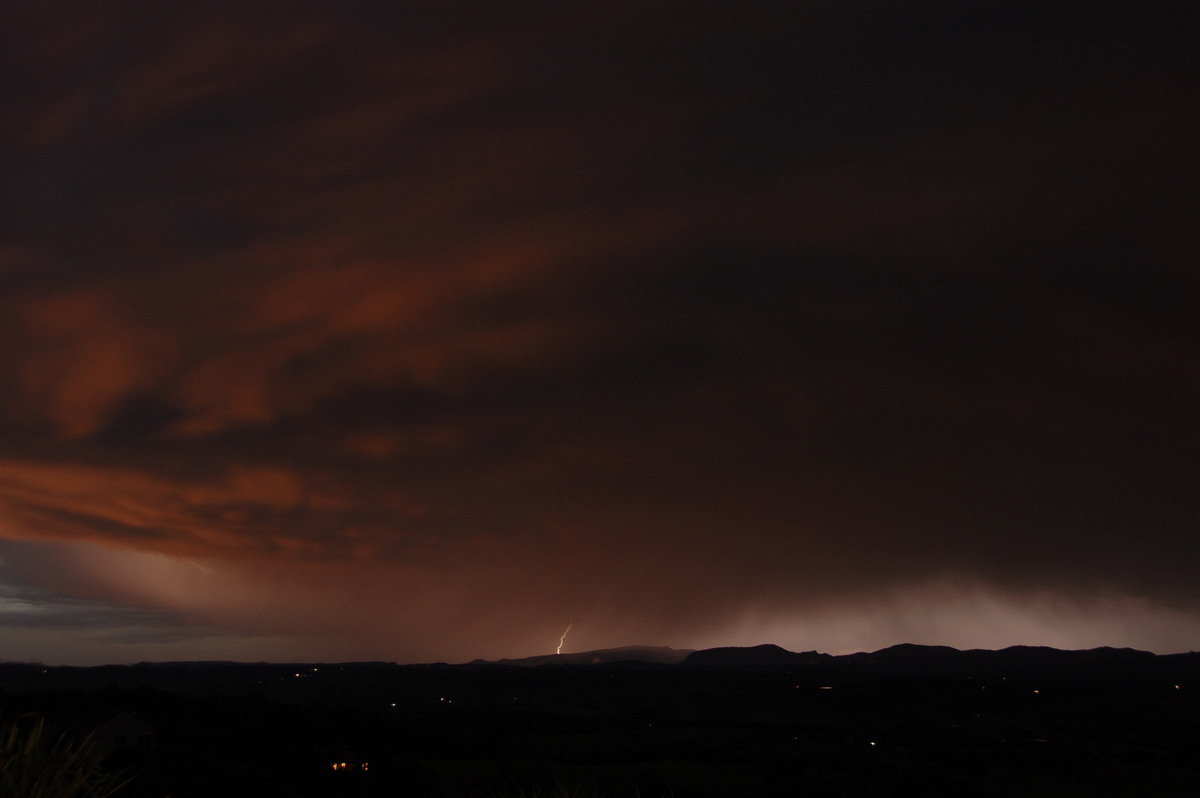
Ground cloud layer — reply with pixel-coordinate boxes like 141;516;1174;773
3;4;1199;663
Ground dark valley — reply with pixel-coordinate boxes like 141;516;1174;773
2;644;1197;797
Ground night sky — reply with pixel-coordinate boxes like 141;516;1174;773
2;3;1198;665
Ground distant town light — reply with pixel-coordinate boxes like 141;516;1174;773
331;760;368;772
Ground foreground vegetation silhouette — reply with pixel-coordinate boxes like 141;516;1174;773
1;716;129;798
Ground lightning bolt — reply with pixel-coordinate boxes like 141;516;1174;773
556;621;572;655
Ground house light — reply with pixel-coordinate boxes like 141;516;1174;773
330;761;366;773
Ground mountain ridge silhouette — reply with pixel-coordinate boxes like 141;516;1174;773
465;642;1199;673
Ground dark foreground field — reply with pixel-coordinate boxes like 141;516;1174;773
2;645;1198;797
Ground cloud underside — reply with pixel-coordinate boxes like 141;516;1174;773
2;5;1198;661
6;538;1200;664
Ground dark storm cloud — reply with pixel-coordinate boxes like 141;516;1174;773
2;3;1199;662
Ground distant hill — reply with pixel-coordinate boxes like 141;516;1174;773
473;641;1198;674
472;645;693;667
5;645;1196;682
679;642;1194;674
835;643;1165;674
681;644;833;668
